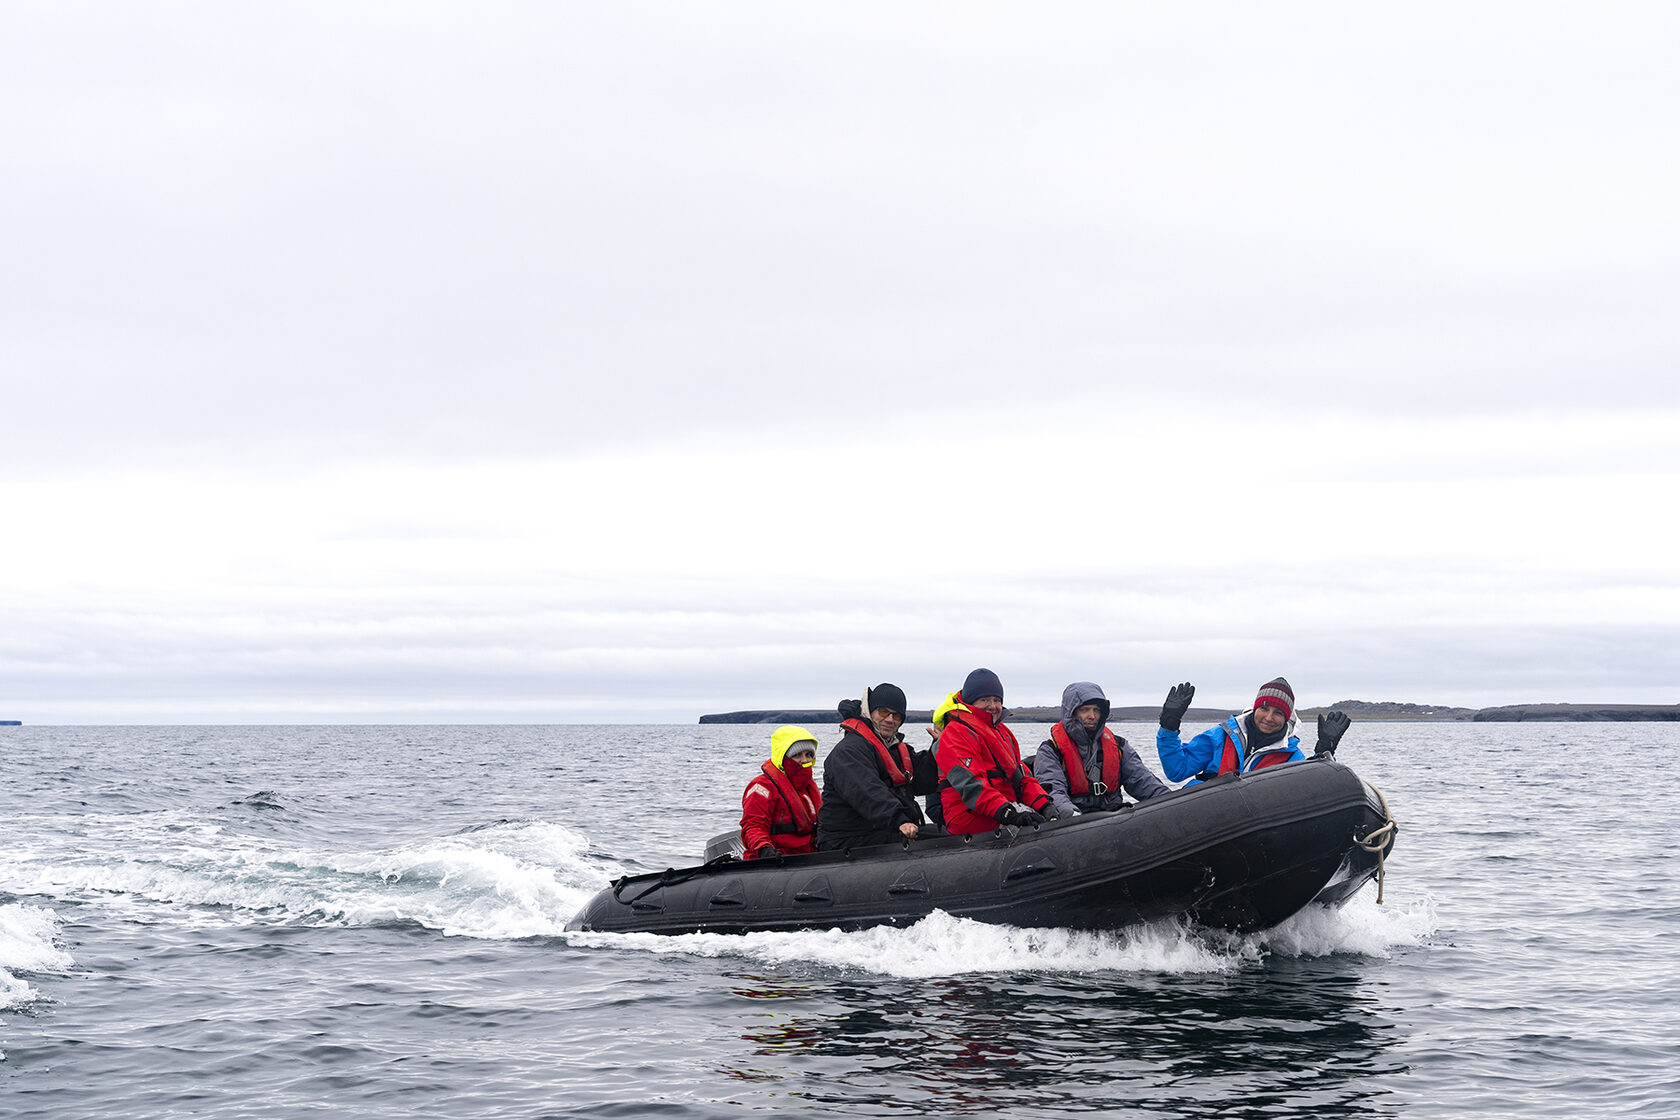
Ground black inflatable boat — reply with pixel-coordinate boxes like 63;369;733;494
566;756;1396;936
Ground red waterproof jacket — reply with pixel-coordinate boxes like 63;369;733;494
740;761;822;858
936;705;1051;835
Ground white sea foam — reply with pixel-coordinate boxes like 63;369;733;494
1;819;604;940
3;808;1438;962
1258;891;1439;958
0;903;73;1012
321;821;606;937
566;909;1248;976
565;886;1440;977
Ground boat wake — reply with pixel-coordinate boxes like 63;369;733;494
1;817;606;940
0;902;73;1019
2;808;1434;976
561;891;1438;977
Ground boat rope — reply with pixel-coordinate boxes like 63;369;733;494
1355;781;1398;904
612;866;709;905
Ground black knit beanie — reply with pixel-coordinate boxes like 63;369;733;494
961;668;1004;704
865;683;908;719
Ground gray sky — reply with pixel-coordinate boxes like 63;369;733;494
4;3;1677;722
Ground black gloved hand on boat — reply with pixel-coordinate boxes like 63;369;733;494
757;845;780;860
997;802;1045;827
1315;711;1351;757
994;802;1034;829
1160;682;1196;730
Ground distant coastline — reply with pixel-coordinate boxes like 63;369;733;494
699;701;1680;724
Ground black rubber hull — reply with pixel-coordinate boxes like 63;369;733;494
567;757;1395;936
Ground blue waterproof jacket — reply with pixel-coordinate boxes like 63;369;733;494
1156;710;1304;785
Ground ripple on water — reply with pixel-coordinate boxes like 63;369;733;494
2;723;1679;1119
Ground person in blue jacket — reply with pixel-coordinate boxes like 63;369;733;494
1156;677;1350;785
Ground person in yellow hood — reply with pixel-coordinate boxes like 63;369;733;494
740;725;823;859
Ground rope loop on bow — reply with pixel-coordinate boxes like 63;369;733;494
1355;781;1398;904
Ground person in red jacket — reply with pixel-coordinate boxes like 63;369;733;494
740;725;823;859
934;668;1055;835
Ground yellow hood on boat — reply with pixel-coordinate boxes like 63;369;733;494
931;691;970;730
769;725;818;768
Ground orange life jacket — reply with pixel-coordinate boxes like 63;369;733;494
757;761;818;835
840;717;914;786
1217;728;1295;775
1048;721;1121;795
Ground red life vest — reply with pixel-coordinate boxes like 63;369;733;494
944;711;1026;802
840;717;914;786
1217;728;1295;775
1049;722;1121;796
758;761;818;835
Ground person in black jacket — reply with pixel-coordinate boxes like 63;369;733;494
816;683;944;851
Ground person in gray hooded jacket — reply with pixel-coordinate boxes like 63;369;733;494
1034;682;1170;817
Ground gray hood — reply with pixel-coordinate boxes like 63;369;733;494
1060;681;1111;727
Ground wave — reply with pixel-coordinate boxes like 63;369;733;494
0;903;73;1014
561;891;1439;977
2;811;1438;971
1;819;606;940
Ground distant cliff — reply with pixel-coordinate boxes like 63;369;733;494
697;706;1233;725
700;701;1680;724
698;710;921;725
1308;700;1479;720
1469;704;1680;722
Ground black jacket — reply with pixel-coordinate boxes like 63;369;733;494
816;724;941;850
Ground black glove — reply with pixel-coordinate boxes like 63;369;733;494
837;698;862;720
757;845;780;859
1160;682;1196;731
1315;711;1351;757
997;802;1046;827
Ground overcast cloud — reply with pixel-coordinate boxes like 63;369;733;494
3;3;1677;722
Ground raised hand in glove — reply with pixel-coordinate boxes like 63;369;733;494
1315;711;1351;757
1160;682;1196;731
997;802;1046;827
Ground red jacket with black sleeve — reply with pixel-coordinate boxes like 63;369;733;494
935;706;1051;835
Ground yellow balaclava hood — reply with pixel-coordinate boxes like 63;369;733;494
769;725;819;768
931;690;970;730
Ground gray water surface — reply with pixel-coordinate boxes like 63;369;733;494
3;721;1677;1117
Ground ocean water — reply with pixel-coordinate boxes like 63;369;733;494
2;720;1677;1118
